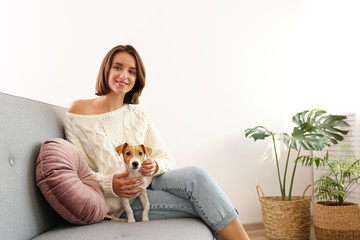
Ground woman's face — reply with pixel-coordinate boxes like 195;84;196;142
108;52;137;96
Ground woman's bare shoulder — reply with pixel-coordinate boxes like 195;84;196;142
68;99;96;115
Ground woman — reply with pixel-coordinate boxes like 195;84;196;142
65;45;250;240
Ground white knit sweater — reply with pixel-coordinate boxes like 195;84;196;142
64;104;175;199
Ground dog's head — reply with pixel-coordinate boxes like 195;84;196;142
115;143;152;172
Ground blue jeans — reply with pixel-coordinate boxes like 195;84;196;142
120;166;238;237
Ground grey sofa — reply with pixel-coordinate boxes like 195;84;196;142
0;92;214;240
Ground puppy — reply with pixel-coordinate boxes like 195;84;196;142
106;143;152;223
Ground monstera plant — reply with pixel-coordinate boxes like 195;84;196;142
245;109;349;201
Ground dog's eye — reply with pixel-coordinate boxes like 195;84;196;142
126;152;131;156
139;152;143;156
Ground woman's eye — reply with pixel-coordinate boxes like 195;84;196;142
126;152;131;156
114;66;121;70
129;70;136;75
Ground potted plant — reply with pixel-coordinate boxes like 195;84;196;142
245;109;349;240
313;144;360;240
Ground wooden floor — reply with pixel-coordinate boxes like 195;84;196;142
243;222;317;240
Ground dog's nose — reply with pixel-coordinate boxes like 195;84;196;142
132;162;139;168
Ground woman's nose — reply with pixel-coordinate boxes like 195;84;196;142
120;70;127;79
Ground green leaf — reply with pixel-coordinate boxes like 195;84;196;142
290;110;349;152
297;155;326;168
277;133;292;148
314;144;360;205
244;126;272;141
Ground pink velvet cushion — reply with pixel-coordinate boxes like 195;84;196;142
36;138;107;224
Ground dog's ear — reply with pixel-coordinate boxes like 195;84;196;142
115;143;128;155
141;144;152;157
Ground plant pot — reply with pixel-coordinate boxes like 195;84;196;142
256;185;312;240
313;201;360;240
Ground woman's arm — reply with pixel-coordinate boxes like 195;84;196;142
143;112;176;176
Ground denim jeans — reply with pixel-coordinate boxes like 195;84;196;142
120;166;238;238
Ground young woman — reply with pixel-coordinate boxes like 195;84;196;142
65;45;250;240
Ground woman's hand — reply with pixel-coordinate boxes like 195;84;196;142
112;172;143;198
140;158;159;176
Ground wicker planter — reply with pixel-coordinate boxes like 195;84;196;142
256;185;312;240
313;201;360;240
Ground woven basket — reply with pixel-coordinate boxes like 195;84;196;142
256;185;312;240
313;201;360;240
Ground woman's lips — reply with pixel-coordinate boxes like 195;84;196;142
116;80;128;86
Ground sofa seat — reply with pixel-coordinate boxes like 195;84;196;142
32;218;213;240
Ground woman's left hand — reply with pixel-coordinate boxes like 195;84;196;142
140;158;159;176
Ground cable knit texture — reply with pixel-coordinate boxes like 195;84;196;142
64;104;176;214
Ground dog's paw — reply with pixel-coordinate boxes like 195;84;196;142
142;213;149;222
127;217;136;223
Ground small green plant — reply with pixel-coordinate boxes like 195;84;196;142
315;144;360;206
245;109;349;201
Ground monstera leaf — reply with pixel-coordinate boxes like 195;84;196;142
244;126;273;141
290;110;349;151
290;127;327;151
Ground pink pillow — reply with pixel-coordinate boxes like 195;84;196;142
36;138;107;224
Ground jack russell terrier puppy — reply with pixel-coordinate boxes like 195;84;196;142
106;143;152;223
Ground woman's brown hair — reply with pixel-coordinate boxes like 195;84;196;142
95;45;146;104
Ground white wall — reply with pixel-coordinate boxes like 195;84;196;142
1;0;360;223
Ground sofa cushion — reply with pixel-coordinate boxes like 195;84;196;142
36;138;107;224
32;218;214;240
